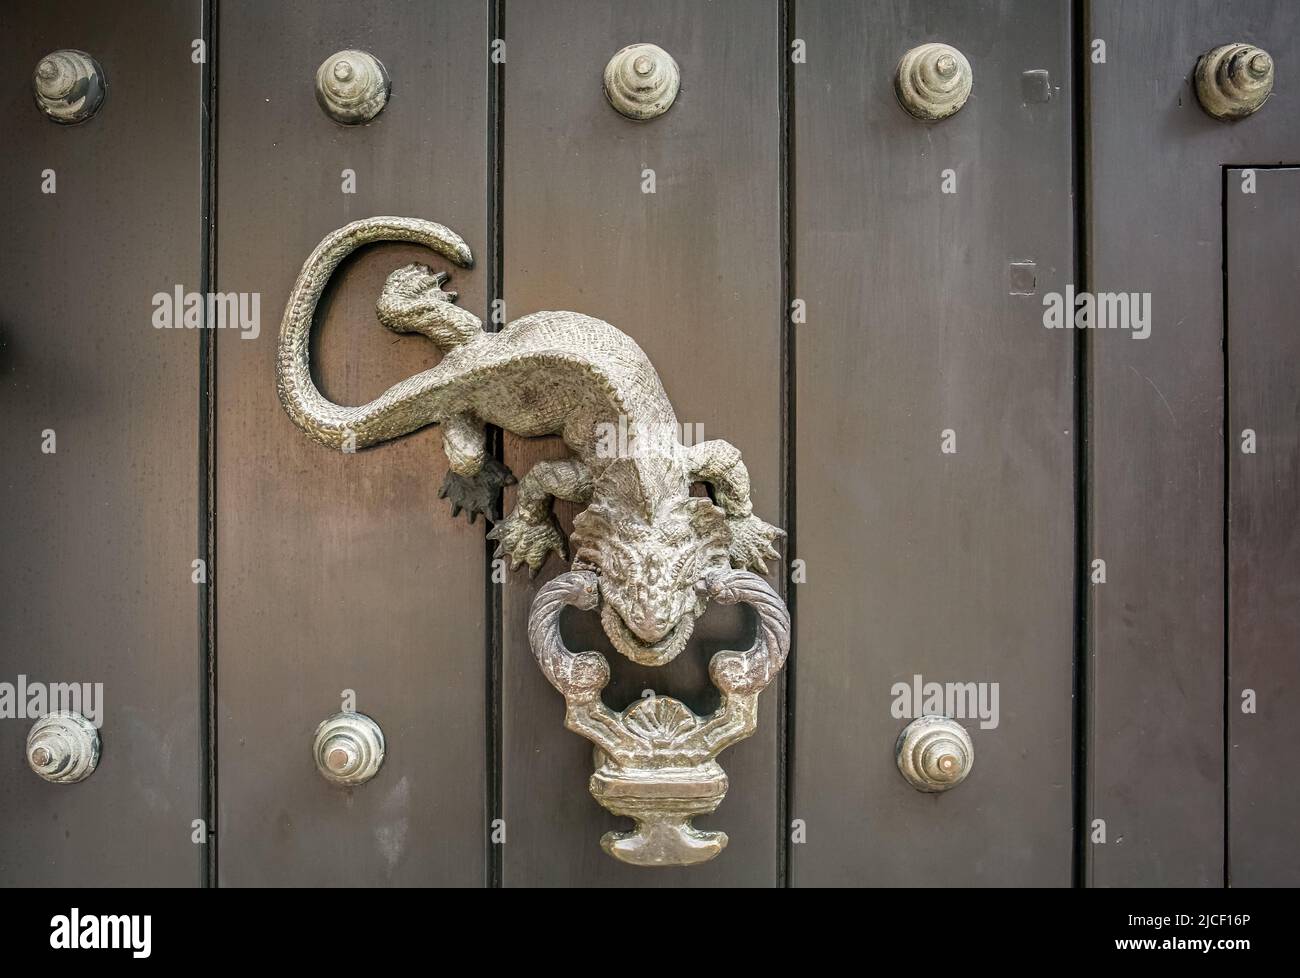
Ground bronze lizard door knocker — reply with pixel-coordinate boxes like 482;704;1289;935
277;217;790;866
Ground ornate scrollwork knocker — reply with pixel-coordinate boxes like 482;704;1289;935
529;568;788;865
277;217;790;865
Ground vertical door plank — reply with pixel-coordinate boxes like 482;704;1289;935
216;0;488;886
1226;167;1300;886
792;0;1075;885
500;0;783;886
1087;0;1300;886
0;0;204;885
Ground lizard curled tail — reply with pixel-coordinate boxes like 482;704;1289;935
276;216;476;451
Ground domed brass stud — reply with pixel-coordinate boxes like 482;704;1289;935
315;50;390;125
895;42;972;121
896;715;973;792
33;50;106;124
603;43;680;121
313;711;385;786
28;712;101;784
1195;43;1274;121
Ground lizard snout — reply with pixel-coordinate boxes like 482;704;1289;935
622;601;676;644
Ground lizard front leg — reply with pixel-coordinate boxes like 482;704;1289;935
684;440;784;575
487;459;594;575
437;414;514;523
378;263;485;351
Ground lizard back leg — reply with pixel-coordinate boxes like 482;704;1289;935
438;415;514;523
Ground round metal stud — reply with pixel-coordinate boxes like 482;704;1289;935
27;712;101;784
896;715;973;792
895;42;972;121
313;711;385;786
603;43;679;121
315;50;390;125
1195;43;1274;121
33;50;106;124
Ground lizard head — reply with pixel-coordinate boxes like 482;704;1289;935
571;461;731;666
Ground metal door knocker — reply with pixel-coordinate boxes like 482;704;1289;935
276;217;788;865
531;569;788;865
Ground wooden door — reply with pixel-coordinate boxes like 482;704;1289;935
498;0;783;888
7;0;1300;890
0;0;205;887
1086;0;1300;887
1225;167;1300;886
792;0;1076;886
214;0;490;886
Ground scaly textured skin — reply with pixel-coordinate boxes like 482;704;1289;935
277;218;784;665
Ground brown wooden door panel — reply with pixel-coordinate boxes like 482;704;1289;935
792;0;1075;886
1226;167;1300;887
1087;0;1300;887
0;0;204;886
499;0;784;886
214;0;489;886
12;0;1300;891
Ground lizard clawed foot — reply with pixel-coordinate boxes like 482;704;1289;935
726;514;785;575
420;268;457;305
487;509;567;577
438;457;515;524
378;263;463;339
385;262;459;307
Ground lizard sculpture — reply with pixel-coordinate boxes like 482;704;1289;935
277;217;784;667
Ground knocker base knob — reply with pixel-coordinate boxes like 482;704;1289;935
591;759;730;866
